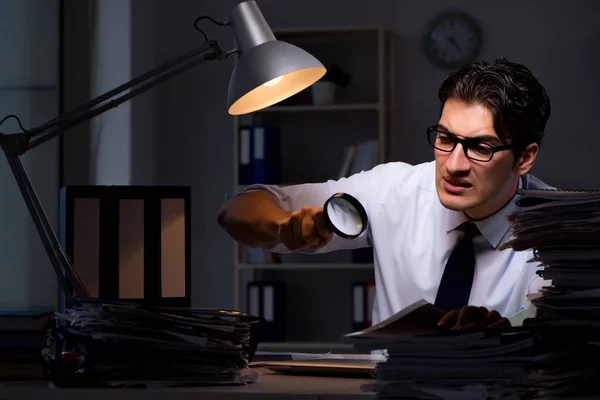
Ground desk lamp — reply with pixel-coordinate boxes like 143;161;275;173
0;0;326;307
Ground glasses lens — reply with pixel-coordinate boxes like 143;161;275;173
429;130;455;152
466;143;494;161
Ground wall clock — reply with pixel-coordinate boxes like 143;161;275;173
422;12;482;69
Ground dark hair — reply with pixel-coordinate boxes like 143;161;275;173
438;58;551;156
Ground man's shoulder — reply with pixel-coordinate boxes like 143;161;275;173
521;173;555;190
368;160;435;187
355;160;436;207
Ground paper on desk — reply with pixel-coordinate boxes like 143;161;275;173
249;351;386;366
251;351;328;362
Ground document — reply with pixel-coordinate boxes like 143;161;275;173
343;299;447;349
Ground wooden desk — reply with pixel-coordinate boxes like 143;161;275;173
0;368;376;400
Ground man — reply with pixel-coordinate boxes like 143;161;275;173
218;58;553;331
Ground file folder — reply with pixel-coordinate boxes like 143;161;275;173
351;282;365;332
351;281;376;331
247;280;286;341
237;124;281;185
366;281;376;327
250;124;281;184
238;126;253;185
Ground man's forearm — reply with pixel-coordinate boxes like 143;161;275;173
217;191;290;248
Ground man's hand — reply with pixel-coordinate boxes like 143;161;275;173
278;206;333;251
437;306;511;332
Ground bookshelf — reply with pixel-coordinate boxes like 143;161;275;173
231;25;395;351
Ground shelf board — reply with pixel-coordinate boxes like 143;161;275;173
236;183;296;191
273;25;388;36
239;263;373;270
255;103;381;113
257;341;356;352
0;85;57;92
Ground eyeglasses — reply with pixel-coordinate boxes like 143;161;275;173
426;127;513;162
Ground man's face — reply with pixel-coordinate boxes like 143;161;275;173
434;99;532;220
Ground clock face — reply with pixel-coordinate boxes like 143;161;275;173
423;12;482;69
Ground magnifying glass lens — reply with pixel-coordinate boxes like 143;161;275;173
323;193;368;239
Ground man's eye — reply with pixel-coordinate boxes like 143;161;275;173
438;134;453;143
472;144;493;154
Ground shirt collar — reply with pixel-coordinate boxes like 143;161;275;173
444;177;523;249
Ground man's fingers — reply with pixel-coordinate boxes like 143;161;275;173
314;209;333;239
278;207;335;251
456;306;488;327
486;310;502;323
301;210;320;247
278;220;295;251
455;310;509;332
280;208;331;250
479;310;506;328
289;212;304;249
488;317;511;329
437;310;459;327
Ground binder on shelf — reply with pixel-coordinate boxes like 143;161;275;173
247;280;287;342
251;124;281;184
237;124;281;185
238;126;253;185
366;280;376;327
351;282;365;332
351;280;376;331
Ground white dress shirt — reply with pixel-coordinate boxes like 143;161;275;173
241;160;553;327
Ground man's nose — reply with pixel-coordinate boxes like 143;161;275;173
446;144;471;173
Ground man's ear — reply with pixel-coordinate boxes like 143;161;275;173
515;143;539;175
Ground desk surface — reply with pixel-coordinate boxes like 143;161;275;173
2;369;599;400
0;367;375;400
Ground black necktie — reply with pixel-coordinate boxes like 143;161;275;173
434;222;480;311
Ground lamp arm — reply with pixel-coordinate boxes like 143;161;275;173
3;153;89;307
0;37;227;305
27;40;226;152
2;40;224;157
28;40;219;140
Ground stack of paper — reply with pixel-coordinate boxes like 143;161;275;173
341;188;600;398
357;328;600;399
51;298;262;387
343;302;598;398
503;189;600;302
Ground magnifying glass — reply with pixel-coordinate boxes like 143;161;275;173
323;192;368;239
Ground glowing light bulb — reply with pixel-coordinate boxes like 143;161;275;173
262;75;283;87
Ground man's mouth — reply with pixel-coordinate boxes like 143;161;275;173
443;177;473;188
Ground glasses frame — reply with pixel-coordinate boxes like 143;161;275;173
426;126;513;162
